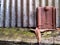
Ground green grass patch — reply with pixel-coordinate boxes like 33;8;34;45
0;28;35;39
0;28;60;39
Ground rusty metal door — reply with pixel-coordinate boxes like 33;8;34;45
37;7;56;29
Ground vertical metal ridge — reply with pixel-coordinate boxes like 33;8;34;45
21;0;23;27
17;0;21;27
0;0;60;27
11;0;15;27
0;0;4;27
5;0;10;27
15;0;18;27
55;0;59;27
59;0;60;27
9;0;12;27
3;0;6;27
35;0;39;8
41;0;46;7
29;0;34;27
48;0;53;6
27;0;29;27
23;0;28;27
34;0;36;27
0;0;1;27
32;0;36;27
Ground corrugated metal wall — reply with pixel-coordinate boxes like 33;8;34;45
0;0;60;27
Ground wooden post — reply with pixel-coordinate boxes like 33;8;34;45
35;7;56;44
35;27;41;44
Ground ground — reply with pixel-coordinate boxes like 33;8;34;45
0;28;60;45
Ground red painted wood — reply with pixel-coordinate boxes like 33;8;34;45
37;6;56;29
52;7;56;29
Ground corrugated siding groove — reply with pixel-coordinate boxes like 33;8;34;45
0;0;60;27
46;0;48;6
3;0;6;27
27;0;29;27
31;0;36;27
9;0;12;27
21;0;23;27
39;0;41;6
15;0;18;27
52;0;55;6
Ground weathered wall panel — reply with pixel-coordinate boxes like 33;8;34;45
55;0;60;27
11;0;15;27
0;0;1;27
0;0;60;27
29;0;34;27
48;0;53;6
0;0;3;27
41;0;46;6
23;0;28;27
17;0;21;27
5;0;9;27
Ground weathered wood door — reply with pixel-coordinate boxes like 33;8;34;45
37;7;56;29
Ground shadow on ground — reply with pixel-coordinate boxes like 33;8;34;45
0;40;60;45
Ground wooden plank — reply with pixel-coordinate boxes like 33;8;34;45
5;0;10;27
23;0;28;27
55;0;59;27
37;7;42;28
46;7;53;29
17;0;21;27
52;7;56;29
11;0;15;27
